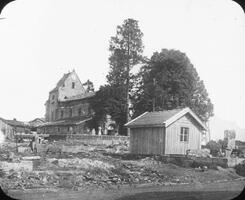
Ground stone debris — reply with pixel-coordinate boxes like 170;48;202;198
0;160;33;174
187;149;211;157
0;140;242;191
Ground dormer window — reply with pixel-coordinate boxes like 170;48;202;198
72;82;75;89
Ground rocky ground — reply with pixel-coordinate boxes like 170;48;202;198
0;139;243;194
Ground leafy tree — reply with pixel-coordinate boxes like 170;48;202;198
217;139;228;153
89;85;127;135
107;18;144;134
82;79;94;92
132;49;213;122
205;140;221;157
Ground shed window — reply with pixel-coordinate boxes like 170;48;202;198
180;127;189;142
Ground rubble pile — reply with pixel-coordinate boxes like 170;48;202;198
187;149;211;157
0;139;243;191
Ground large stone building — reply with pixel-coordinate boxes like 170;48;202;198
37;70;95;135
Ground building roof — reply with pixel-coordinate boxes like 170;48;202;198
0;117;30;128
125;107;207;130
49;72;71;93
29;118;45;123
60;91;95;102
38;116;91;127
29;118;46;127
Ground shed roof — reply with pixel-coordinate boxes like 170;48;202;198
125;107;207;130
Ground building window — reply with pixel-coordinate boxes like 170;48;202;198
180;127;189;142
69;108;72;117
60;110;64;119
52;95;55;100
78;108;82;116
51;111;54;121
72;82;75;89
58;127;60;132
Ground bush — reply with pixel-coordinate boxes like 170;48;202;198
0;168;5;178
204;140;222;157
234;162;245;177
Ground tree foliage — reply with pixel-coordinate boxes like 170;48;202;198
107;18;144;86
89;85;127;135
132;49;214;122
83;79;94;93
107;19;144;132
205;140;221;157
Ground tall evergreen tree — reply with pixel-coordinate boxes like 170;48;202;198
133;49;213;122
107;18;144;135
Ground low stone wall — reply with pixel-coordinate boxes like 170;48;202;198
46;134;129;145
187;156;228;168
125;154;228;169
67;135;129;145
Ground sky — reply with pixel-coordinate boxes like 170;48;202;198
0;0;245;133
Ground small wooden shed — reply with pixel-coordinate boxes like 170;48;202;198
125;107;207;155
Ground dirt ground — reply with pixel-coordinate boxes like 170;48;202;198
0;139;244;199
7;179;245;200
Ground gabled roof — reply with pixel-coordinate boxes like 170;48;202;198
29;118;45;123
0;118;30;128
125;107;207;130
50;72;71;93
60;91;95;102
29;118;46;127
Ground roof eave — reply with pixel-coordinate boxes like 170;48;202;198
124;112;148;127
164;107;207;131
127;124;165;128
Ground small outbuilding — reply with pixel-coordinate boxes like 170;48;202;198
125;107;207;155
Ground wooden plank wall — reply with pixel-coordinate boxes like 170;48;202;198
165;114;201;155
130;127;165;155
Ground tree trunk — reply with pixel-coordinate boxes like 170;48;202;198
126;66;130;136
126;35;131;136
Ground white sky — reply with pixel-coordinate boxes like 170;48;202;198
0;0;245;129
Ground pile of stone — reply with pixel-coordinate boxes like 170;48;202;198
187;149;211;157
